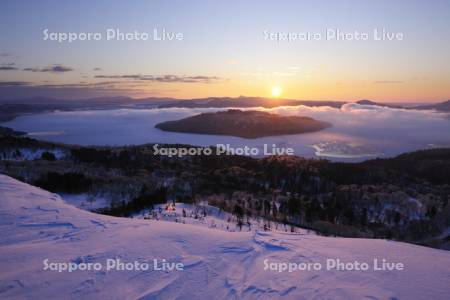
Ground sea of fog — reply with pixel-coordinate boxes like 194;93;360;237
3;104;450;162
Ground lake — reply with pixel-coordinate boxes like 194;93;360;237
3;104;450;162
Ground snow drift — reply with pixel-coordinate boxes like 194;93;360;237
0;174;449;299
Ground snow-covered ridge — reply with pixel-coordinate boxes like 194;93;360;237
0;174;449;300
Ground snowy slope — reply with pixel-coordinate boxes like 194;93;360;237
0;174;449;300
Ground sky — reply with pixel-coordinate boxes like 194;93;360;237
0;0;449;102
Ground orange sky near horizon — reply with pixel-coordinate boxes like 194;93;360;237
130;77;450;103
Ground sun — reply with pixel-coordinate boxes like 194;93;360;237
271;86;282;98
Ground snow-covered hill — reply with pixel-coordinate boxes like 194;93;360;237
0;174;449;300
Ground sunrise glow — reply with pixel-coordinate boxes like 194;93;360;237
271;86;283;98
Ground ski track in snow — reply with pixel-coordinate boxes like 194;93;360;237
0;174;449;300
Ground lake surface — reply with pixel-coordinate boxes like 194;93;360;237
3;104;450;162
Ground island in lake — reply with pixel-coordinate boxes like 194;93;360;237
155;109;332;138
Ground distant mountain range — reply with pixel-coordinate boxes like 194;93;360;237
356;99;450;112
157;96;345;109
1;96;449;123
0;96;345;109
412;100;450;112
355;100;404;109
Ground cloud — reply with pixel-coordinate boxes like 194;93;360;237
373;80;403;84
0;63;18;71
0;66;18;71
261;103;450;142
0;52;11;57
93;67;102;71
38;81;125;88
23;65;74;73
94;74;224;83
0;81;30;87
0;79;171;99
0;81;123;88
